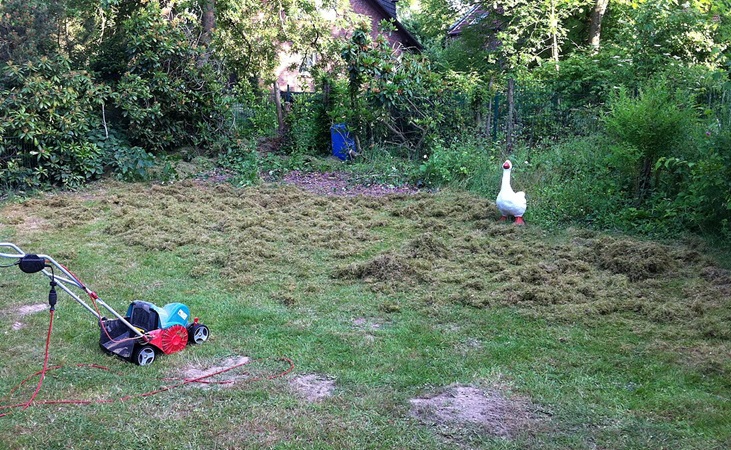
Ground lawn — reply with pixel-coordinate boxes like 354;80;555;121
0;176;729;449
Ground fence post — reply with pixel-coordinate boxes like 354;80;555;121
507;77;515;152
492;93;500;139
273;82;284;135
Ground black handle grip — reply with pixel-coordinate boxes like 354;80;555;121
18;255;47;274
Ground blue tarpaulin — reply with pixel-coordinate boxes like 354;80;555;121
330;124;355;161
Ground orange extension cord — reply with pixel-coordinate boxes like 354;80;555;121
0;309;295;418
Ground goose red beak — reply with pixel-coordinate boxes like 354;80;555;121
503;161;511;169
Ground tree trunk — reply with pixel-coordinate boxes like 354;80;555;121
637;156;653;202
198;0;216;66
202;0;215;39
551;0;559;71
588;0;609;50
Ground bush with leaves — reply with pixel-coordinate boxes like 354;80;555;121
418;136;492;187
603;77;696;202
0;0;64;65
233;87;279;139
662;123;731;238
617;1;728;75
217;141;261;187
524;135;639;230
338;23;488;159
113;3;235;154
285;93;329;155
86;129;155;182
0;56;109;188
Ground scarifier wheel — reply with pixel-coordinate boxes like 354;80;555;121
160;324;189;354
133;345;156;366
188;323;210;344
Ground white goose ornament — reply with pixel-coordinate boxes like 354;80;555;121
496;159;526;225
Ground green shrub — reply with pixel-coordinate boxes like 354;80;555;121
603;77;696;201
526;135;637;229
0;0;63;65
418;137;494;187
523;123;731;239
285;93;329;155
0;56;109;188
338;25;487;158
110;146;155;182
113;3;236;154
233;89;279;139
541;48;638;108
669;126;731;237
217;142;260;187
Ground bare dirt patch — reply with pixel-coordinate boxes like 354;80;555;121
0;209;49;232
410;384;547;442
17;303;48;316
352;317;382;330
282;171;420;197
289;373;336;402
2;304;48;331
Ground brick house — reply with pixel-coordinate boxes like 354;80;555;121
351;0;421;51
276;0;421;91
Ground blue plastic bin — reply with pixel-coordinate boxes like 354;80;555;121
330;124;355;161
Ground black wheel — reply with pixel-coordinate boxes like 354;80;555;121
188;324;210;344
132;344;156;366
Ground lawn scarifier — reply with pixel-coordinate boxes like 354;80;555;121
0;242;210;366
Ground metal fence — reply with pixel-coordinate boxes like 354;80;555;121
263;84;607;146
0;136;38;190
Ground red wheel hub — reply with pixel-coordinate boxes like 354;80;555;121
160;325;188;354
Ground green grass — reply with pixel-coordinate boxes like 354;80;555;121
0;178;729;449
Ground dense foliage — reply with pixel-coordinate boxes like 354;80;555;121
0;0;730;240
113;4;232;153
0;56;109;188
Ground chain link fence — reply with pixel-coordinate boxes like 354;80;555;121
0;136;38;190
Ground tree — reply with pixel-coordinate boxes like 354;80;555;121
112;1;232;152
588;0;609;49
487;0;591;71
198;0;216;66
0;0;65;65
401;0;466;45
213;0;345;85
606;0;729;75
604;78;696;202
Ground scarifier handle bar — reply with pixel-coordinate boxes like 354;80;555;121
0;242;25;259
0;242;145;339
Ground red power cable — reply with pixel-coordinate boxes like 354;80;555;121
22;308;54;411
0;310;295;418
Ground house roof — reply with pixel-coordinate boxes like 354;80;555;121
367;0;422;50
447;5;489;37
376;0;398;18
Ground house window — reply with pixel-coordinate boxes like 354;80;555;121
300;52;318;73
